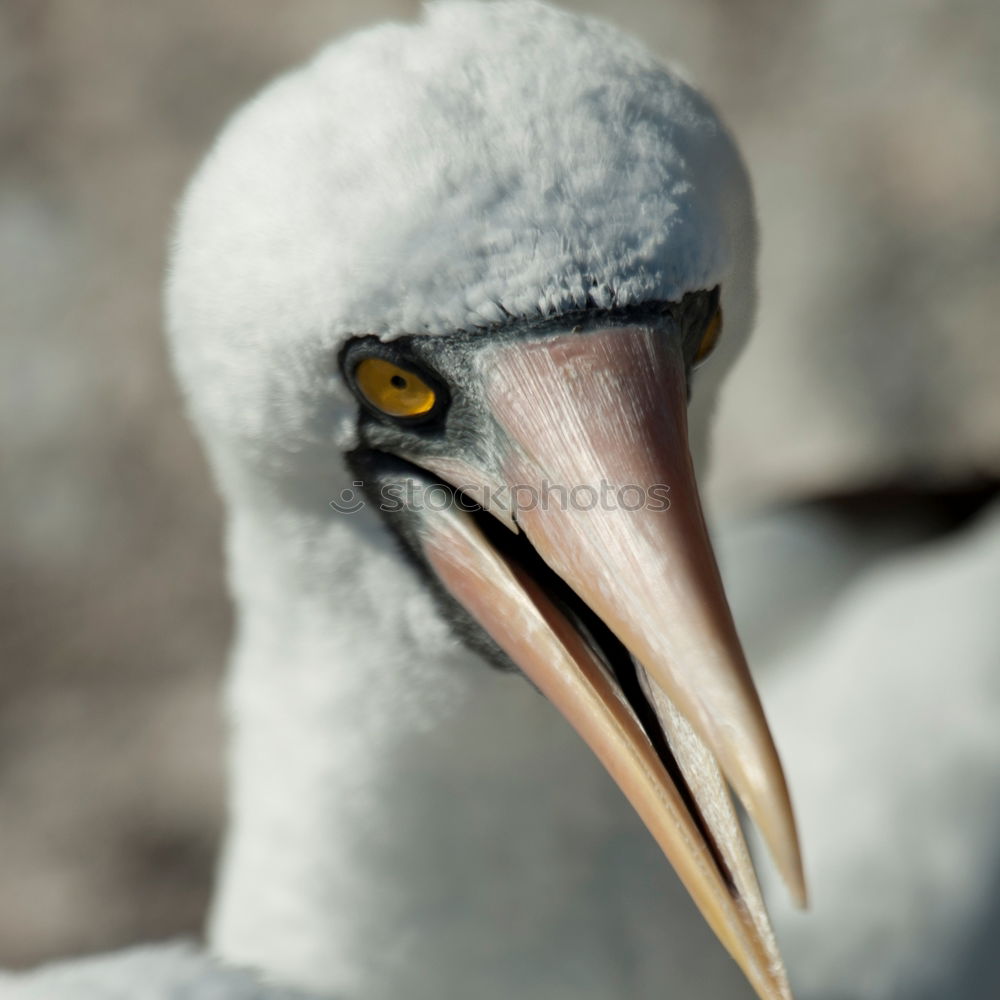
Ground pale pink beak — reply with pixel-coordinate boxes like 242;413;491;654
416;327;804;1000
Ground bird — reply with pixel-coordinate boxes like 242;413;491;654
158;1;807;996
6;2;1000;999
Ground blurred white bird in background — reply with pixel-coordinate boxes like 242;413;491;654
720;491;1000;999
3;3;999;1000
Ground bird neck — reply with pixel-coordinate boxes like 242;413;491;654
207;499;475;989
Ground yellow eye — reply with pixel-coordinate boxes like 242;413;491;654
353;357;438;419
693;307;723;366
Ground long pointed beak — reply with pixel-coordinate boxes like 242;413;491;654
415;326;804;1000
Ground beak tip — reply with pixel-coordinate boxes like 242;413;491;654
763;783;809;911
773;773;808;911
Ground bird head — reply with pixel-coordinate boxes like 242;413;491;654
166;3;803;998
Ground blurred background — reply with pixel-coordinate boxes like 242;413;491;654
1;0;998;969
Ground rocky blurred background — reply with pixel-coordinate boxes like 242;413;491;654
1;0;997;968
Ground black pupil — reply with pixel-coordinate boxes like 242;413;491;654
390;374;407;389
